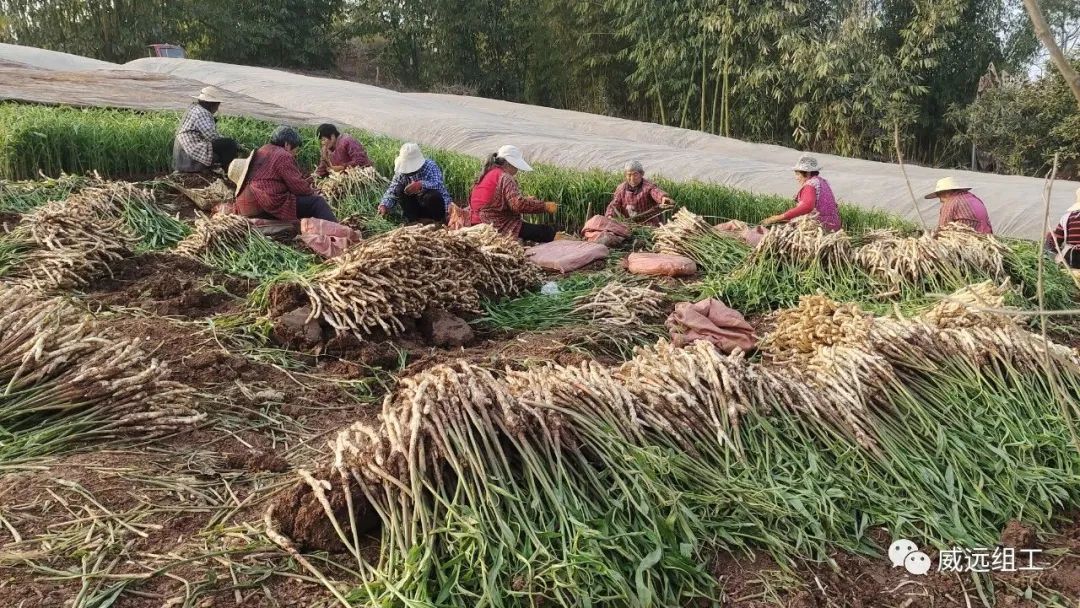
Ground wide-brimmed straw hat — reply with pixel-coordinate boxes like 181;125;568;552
194;86;225;103
394;143;426;174
228;154;253;196
924;176;972;199
497;145;533;172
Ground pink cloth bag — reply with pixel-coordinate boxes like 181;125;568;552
525;241;609;273
582;215;632;247
666;299;757;353
300;218;362;259
626;253;697;277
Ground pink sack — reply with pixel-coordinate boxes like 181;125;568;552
582;215;631;247
666;299;756;353
626;253;697;277
525;240;609;273
715;220;768;247
300;218;362;259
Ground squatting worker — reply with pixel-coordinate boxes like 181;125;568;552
231;126;337;222
174;86;241;173
1046;187;1080;268
761;155;841;231
604;160;675;227
313;123;373;178
378;143;453;223
472;145;559;242
924;176;993;234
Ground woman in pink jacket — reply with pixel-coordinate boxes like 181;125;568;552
470;145;559;242
761;155;842;232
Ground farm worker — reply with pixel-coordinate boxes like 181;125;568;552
378;143;452;223
761;155;842;231
604;160;675;226
473;145;559;242
231;126;337;223
313;123;373;177
173;86;241;173
1045;187;1080;268
923;177;993;234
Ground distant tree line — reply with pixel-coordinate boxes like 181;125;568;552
1;0;1077;175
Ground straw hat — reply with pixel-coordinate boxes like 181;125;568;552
923;176;972;199
228;154;253;196
194;86;225;103
793;155;822;173
394;143;426;174
497;145;533;172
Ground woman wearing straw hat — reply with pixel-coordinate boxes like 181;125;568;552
1046;187;1080;268
761;155;842;231
604;160;675;227
377;143;453;223
173;86;240;174
229;126;337;223
923;176;993;234
472;145;559;242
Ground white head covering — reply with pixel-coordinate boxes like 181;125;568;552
496;145;533;172
924;176;973;200
1070;186;1080;212
194;86;224;103
793;155;821;173
394;143;426;174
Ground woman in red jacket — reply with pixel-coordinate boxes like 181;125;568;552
470;145;559;242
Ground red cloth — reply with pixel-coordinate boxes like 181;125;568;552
666;299;756;353
478;171;547;237
314;134;373;177
469;167;503;226
604;179;668;226
236;144;315;222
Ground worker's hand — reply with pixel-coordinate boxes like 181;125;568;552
660;197;675;209
377;204;389;217
404;181;423;195
544;202;559;214
760;215;783;227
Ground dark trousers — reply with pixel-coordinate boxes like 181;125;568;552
297;195;337;222
519;222;556;243
211;137;240;169
1063;248;1080;269
399;190;446;223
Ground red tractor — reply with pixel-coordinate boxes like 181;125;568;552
148;44;186;59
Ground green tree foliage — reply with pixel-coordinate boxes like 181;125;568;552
952;58;1080;180
0;0;343;67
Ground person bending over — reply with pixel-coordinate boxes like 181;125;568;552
232;125;336;222
378;143;452;223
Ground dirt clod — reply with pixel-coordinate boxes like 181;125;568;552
420;308;474;347
275;305;324;346
1000;519;1038;549
223;450;290;473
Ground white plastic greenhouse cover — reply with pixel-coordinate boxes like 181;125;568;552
2;44;1077;239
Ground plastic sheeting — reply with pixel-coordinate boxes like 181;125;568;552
2;44;1076;239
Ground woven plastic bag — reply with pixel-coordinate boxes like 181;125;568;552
666;299;756;353
299;218;361;259
582;215;631;247
626;252;697;277
525;241;609;273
